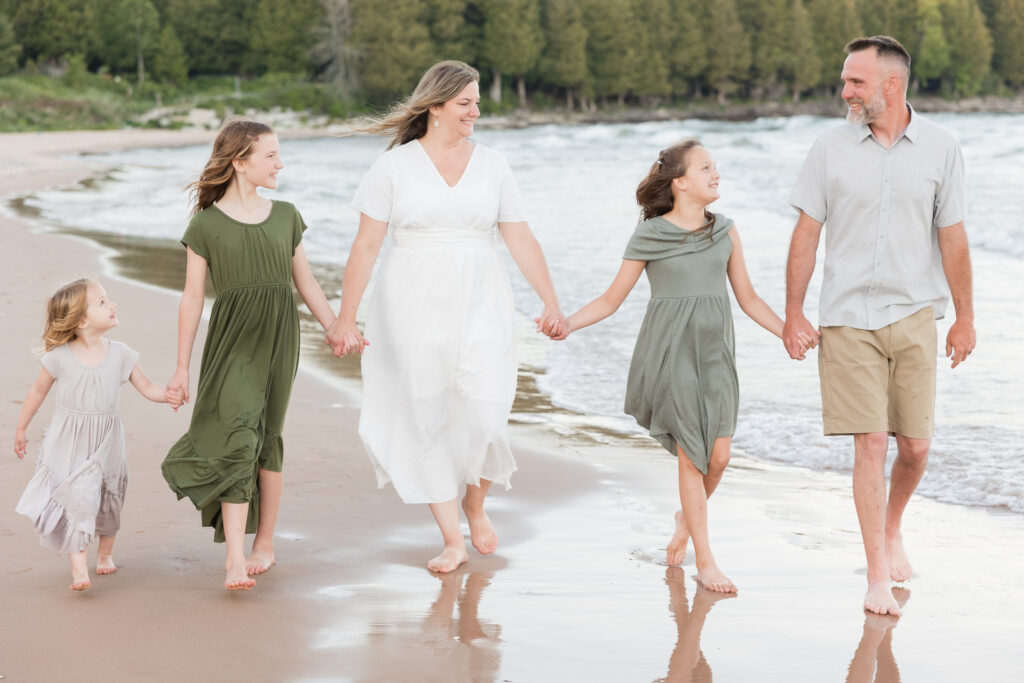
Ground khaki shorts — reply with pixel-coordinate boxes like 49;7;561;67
818;306;936;438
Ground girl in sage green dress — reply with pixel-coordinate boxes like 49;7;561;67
162;120;336;591
556;140;813;594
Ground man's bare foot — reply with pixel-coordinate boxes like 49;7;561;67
246;548;275;576
225;563;255;591
666;510;690;566
694;565;737;594
70;569;91;591
462;499;498;555
886;531;913;582
96;553;118;575
427;544;468;574
864;581;901;616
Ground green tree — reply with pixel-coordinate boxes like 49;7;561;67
537;0;589;108
251;0;320;75
13;0;98;66
479;0;543;106
350;0;434;101
750;0;792;98
808;0;863;94
988;0;1024;86
631;0;672;101
580;0;640;103
160;0;255;75
791;0;822;101
940;0;993;95
668;0;708;97
0;13;21;74
151;23;188;86
97;0;160;83
857;0;918;45
914;0;950;91
312;0;358;96
425;0;477;64
706;0;751;103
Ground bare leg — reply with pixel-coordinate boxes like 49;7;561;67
462;480;498;555
222;501;255;590
69;551;90;591
886;436;929;582
668;438;731;566
96;535;117;575
247;469;280;576
427;498;469;573
852;433;900;615
676;443;735;593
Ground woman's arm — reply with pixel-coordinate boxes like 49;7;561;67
498;221;566;336
292;243;337;331
564;259;646;338
726;228;785;338
14;368;56;458
325;213;388;356
129;364;169;403
168;247;207;405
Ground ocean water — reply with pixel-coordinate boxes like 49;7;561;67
18;113;1024;514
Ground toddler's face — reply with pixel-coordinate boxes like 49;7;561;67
82;282;119;332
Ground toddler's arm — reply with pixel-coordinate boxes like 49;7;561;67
129;364;171;404
14;368;56;458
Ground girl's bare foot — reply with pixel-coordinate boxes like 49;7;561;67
864;581;901;616
886;531;913;582
462;499;498;555
246;548;275;576
694;565;737;594
427;544;468;573
666;510;690;566
96;553;118;575
225;561;256;591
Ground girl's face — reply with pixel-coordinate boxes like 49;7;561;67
236;134;283;189
675;146;720;205
431;81;481;139
82;282;118;332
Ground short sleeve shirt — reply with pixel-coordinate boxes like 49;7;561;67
788;107;965;330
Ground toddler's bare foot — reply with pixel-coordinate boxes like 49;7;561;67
96;553;118;575
864;581;901;616
694;564;737;594
70;570;91;591
246;548;275;576
225;561;255;591
886;531;913;582
427;544;468;574
462;499;498;555
666;510;689;566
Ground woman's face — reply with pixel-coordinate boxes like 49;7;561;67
432;81;481;138
236;133;283;189
676;146;720;205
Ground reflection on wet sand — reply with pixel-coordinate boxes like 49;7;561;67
845;587;909;683
658;567;735;682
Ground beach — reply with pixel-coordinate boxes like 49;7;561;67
2;130;1023;682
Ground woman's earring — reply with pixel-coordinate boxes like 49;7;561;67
434;118;439;128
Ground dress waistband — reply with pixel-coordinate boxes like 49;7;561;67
216;281;291;294
392;228;497;249
55;405;118;416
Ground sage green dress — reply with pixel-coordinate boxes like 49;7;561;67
623;213;738;474
162;200;305;542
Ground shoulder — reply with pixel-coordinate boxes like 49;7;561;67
911;113;960;147
109;340;136;355
811;122;859;149
474;142;512;168
271;200;300;217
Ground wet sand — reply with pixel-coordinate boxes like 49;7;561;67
2;129;1024;682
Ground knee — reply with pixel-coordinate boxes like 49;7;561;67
898;440;930;467
708;449;730;477
855;433;890;464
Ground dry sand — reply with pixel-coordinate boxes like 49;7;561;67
2;129;1023;682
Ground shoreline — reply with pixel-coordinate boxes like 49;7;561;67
3;129;1024;682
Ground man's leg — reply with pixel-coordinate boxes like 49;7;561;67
885;435;929;581
852;432;901;616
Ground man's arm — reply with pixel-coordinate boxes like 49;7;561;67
937;222;976;368
783;211;824;360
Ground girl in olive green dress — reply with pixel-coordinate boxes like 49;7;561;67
556;140;812;594
162;120;337;591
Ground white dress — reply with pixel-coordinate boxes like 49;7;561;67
16;341;138;553
351;140;525;503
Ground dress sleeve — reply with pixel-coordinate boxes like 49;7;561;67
292;206;308;253
622;222;652;261
181;213;210;261
40;349;61;379
351;153;393;223
788;136;828;223
120;343;140;384
496;151;527;223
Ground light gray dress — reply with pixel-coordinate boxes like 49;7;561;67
16;341;138;553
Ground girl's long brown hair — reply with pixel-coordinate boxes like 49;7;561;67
635;139;708;221
42;278;92;351
187;119;273;215
360;61;480;150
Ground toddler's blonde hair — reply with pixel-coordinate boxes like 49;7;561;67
42;278;93;351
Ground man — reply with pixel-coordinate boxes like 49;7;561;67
784;36;976;616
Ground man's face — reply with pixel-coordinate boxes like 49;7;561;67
841;50;888;124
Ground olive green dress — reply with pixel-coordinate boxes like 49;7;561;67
623;213;738;474
162;200;305;542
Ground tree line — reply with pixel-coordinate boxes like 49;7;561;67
2;0;1023;109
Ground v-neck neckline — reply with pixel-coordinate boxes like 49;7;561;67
414;139;477;189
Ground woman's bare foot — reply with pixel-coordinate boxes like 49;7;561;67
96;553;118;575
694;564;737;594
864;581;901;616
462;499;498;555
225;561;256;591
427;544;468;573
246;547;275;576
666;510;690;566
886;531;913;582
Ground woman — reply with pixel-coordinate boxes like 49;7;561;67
327;61;564;573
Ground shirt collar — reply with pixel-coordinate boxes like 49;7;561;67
856;103;917;144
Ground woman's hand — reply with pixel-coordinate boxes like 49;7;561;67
325;318;369;357
167;368;189;411
536;305;569;341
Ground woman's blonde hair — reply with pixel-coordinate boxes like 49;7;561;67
42;278;93;351
187;118;274;215
361;60;480;149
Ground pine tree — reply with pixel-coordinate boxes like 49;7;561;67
350;0;434;101
706;0;751;103
97;0;160;83
151;23;188;86
311;0;358;96
750;0;791;98
479;0;543;106
857;0;918;45
250;0;320;75
668;0;708;97
13;0;98;66
631;0;672;101
940;0;993;96
914;0;950;92
988;0;1024;86
425;0;477;64
537;0;588;108
808;0;862;94
0;13;21;75
580;0;641;103
791;0;822;101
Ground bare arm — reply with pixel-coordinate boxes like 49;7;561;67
325;213;387;356
937;222;976;368
168;247;207;405
564;259;646;337
726;229;784;338
13;368;55;458
129;363;169;403
292;243;337;331
783;211;824;360
499;221;566;336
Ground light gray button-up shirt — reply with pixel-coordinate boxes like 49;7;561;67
789;108;965;330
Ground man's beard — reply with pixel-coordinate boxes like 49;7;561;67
846;89;886;124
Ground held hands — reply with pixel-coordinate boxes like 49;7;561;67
14;429;27;459
535;305;569;341
945;318;976;368
325;318;369;357
166;368;189;412
783;313;821;361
